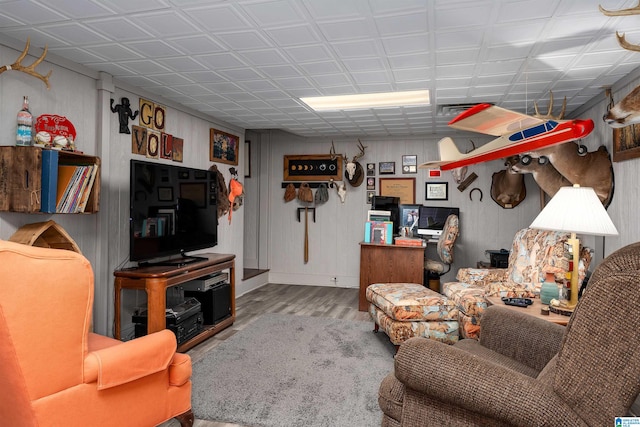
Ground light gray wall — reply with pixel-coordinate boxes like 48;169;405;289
0;41;246;337
262;131;542;288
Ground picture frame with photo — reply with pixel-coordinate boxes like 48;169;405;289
366;177;375;190
366;163;376;176
367;191;376;204
210;128;239;165
157;186;173;202
157;208;176;236
426;182;449;200
402;155;418;174
379;161;395;175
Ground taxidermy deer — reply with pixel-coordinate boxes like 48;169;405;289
0;37;52;89
522;144;615;207
330;140;367;187
450;140;476;184
599;2;640;52
490;158;526;209
506;155;571;199
603;85;640;128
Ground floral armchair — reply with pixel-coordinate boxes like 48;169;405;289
441;227;593;339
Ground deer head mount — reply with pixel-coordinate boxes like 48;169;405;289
603;85;640;128
533;91;566;120
599;2;640;51
330;140;367;187
0;38;52;89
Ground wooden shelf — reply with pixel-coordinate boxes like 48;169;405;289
0;146;100;213
113;253;236;352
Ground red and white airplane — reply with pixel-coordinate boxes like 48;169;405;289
419;103;594;171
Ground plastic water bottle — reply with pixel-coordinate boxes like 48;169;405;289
16;96;33;146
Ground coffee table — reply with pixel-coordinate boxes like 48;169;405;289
485;296;569;326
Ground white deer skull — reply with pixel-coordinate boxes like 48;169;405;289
345;140;367;183
450;166;468;185
330;180;347;203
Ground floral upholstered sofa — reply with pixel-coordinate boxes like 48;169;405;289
442;227;593;339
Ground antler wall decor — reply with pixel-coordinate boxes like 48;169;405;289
599;2;640;52
0;38;52;89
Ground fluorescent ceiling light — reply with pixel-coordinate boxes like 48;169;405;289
300;90;430;111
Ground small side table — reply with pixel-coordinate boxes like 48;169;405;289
485;296;569;326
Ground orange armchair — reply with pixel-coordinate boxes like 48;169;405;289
0;240;194;427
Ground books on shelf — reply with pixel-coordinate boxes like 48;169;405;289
394;236;426;247
364;221;393;245
55;164;100;213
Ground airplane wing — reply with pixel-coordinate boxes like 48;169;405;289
449;103;545;136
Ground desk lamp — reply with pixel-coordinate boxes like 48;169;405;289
530;184;618;309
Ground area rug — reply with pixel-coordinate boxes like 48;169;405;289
191;313;396;427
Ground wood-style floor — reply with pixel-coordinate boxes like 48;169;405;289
160;283;370;427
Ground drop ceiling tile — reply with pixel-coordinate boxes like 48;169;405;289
285;44;333;62
273;76;315;90
37;0;116;18
236;80;278;91
317;19;372;42
215;31;272;50
436;49;479;65
216;68;264;81
116;75;165;87
118;59;172;74
88;17;153;41
0;1;67;24
182;70;226;82
387;53;430;69
125;40;183;58
156;57;207;72
135;10;201;37
96;0;171;14
435;29;484;50
265;24;320;46
48;46;106;64
434;3;494;31
299;60;342;75
392;68;431;82
84;43;143;61
311;73;352;86
196;52;247;69
375;12;428;37
183;4;251;32
259;64;303;78
202;81;244;93
167;35;226;55
381;34;429;55
147;73;194;85
240;49;289;66
342;57;386;73
1;27;69;48
240;0;305;27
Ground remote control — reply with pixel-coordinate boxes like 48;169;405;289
501;297;533;307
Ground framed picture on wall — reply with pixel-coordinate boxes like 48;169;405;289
379;177;416;204
426;182;448;201
210;128;239;165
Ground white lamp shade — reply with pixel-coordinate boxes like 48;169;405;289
530;185;618;236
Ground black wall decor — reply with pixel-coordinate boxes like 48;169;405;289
111;97;139;134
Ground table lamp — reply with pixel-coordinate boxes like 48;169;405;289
530;184;618;309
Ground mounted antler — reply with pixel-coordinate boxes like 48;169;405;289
329;140;347;162
0;38;52;89
599;1;640;16
344;139;367;184
599;2;640;52
533;91;566;120
352;139;367;163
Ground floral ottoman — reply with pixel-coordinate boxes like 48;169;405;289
366;282;459;347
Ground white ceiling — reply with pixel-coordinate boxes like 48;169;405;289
1;0;640;138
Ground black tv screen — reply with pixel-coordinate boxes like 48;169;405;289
129;159;218;264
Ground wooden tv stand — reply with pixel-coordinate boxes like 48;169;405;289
114;253;235;352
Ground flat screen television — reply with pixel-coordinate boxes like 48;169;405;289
371;195;400;235
417;206;459;238
129;159;218;265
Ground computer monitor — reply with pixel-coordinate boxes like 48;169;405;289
417;206;460;238
371;195;400;235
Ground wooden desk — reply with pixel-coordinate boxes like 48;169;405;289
114;253;235;352
485;296;569;326
359;242;425;311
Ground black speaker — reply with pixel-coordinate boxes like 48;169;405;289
185;282;231;325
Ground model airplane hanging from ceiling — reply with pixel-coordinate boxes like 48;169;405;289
419;103;594;171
